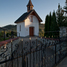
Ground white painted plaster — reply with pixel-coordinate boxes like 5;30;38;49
17;15;39;37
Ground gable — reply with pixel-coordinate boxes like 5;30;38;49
25;15;39;27
14;10;42;23
30;11;42;22
14;11;31;23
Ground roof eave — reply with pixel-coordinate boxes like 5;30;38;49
14;10;43;23
14;20;25;23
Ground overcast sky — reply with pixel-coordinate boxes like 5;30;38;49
0;0;66;27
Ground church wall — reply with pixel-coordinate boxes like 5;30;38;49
17;15;39;37
25;15;39;37
17;22;25;37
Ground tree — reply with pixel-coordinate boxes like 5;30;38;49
49;12;52;29
50;11;59;37
44;15;50;37
49;12;52;37
56;4;64;27
44;11;59;38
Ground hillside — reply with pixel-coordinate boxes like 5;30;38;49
0;25;17;31
39;24;45;36
0;24;45;32
39;24;45;30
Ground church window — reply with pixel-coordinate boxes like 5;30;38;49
31;15;33;22
19;25;21;31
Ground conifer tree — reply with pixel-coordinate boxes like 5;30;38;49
44;15;49;37
56;4;64;27
49;12;52;37
50;11;59;37
45;11;59;38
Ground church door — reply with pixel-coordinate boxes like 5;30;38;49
29;27;34;36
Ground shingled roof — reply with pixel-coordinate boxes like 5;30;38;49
14;10;42;23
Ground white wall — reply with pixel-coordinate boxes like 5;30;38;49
17;15;39;37
17;22;25;37
25;15;39;37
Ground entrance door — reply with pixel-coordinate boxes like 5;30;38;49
29;27;34;36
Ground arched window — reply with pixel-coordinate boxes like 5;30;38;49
19;25;21;31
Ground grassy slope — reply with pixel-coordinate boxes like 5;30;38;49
0;24;45;32
0;25;17;32
39;24;45;37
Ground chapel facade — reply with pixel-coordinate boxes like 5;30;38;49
15;0;42;37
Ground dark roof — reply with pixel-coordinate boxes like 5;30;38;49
14;10;42;23
15;10;33;23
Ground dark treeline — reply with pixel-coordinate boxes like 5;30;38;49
44;11;59;38
44;4;67;38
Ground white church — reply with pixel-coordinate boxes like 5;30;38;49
15;0;42;37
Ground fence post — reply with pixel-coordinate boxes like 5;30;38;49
45;43;47;67
33;49;34;67
11;39;13;67
55;42;56;65
59;37;61;61
29;38;31;67
39;44;40;67
5;56;7;67
17;53;18;67
36;37;37;66
21;39;23;67
41;37;43;67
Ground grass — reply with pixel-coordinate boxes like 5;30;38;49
0;37;9;42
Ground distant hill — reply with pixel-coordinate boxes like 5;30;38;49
3;25;17;30
0;25;17;32
0;24;45;32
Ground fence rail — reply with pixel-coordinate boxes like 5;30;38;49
0;36;67;67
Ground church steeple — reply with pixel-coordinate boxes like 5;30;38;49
27;0;34;12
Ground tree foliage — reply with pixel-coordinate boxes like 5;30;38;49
44;4;67;38
44;11;59;38
50;11;59;37
44;15;50;37
56;4;64;27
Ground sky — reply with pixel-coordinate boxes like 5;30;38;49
0;0;66;27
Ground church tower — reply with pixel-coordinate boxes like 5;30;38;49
27;0;34;12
